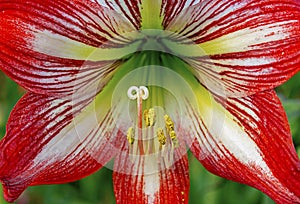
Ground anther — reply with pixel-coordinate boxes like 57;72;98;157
144;108;156;126
157;128;166;145
169;130;179;147
169;130;177;140
164;115;179;147
164;115;174;133
127;127;135;144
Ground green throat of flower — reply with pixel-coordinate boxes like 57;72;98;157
141;0;164;30
92;51;202;158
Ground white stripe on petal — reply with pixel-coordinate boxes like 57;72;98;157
185;96;268;172
184;86;299;201
199;21;295;56
33;92;118;168
32;30;142;61
164;0;300;97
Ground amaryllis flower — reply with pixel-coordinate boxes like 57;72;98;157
0;0;300;203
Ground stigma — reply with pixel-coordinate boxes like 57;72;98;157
126;86;179;155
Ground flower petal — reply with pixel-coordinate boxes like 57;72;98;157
0;0;136;96
0;92;120;202
96;0;141;29
161;0;202;28
166;0;300;97
113;144;189;204
184;87;300;203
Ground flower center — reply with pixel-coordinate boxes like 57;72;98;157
126;86;179;156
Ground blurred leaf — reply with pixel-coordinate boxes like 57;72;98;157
277;72;300;99
0;71;25;137
277;72;300;152
188;153;274;204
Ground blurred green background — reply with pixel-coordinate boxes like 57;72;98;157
0;70;299;204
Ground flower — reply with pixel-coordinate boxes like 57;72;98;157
0;0;300;203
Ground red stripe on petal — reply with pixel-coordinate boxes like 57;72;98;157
1;40;119;97
167;0;300;44
0;93;80;201
166;0;300;97
1;0;136;47
113;142;189;204
97;0;142;30
187;90;300;203
217;90;300;200
0;93;118;202
161;0;202;28
0;0;134;96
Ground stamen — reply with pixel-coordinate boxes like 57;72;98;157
169;130;179;147
164;114;174;133
157;128;166;146
126;127;135;144
164;115;179;147
144;108;156;126
126;87;179;150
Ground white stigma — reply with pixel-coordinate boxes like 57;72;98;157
127;86;149;100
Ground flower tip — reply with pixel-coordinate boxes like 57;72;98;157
1;180;27;203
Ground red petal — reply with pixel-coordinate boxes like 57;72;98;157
113;144;189;204
0;93;117;202
166;0;300;97
97;0;141;29
162;0;202;28
0;0;134;96
187;90;300;203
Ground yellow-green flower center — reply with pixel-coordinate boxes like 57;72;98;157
141;0;164;30
91;51;200;158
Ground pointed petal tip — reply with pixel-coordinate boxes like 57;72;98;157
188;89;300;203
113;145;190;204
0;91;117;202
1;179;28;203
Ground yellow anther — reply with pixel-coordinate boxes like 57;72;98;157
164;115;179;148
169;130;176;140
157;128;166;145
126;127;135;144
144;108;156;127
169;130;179;147
164;114;174;133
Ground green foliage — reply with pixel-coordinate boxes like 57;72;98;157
0;71;299;204
277;72;300;153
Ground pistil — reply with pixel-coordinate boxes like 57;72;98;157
127;86;179;156
127;86;149;154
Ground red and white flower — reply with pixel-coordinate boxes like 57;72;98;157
0;0;300;203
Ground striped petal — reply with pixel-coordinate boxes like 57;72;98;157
0;0;136;96
113;143;189;204
161;0;202;28
0;92;121;202
96;0;141;29
184;86;300;203
166;0;300;97
107;52;193;204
